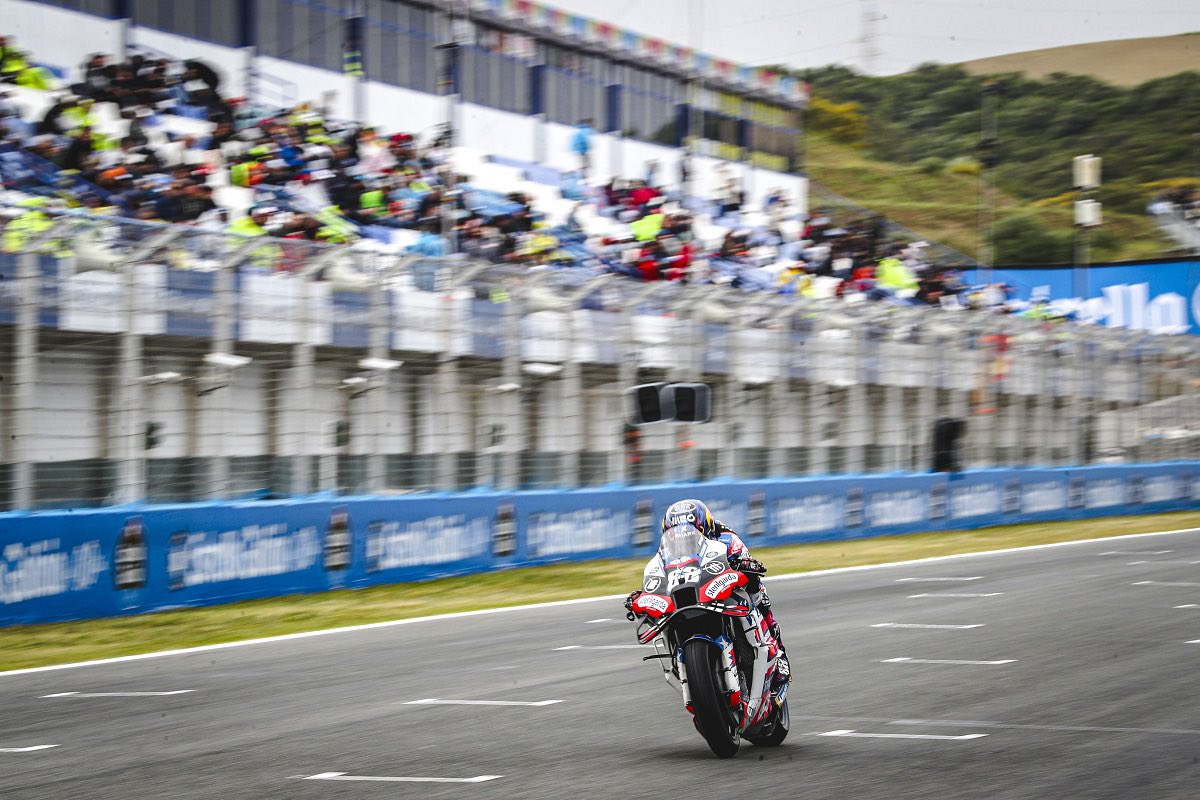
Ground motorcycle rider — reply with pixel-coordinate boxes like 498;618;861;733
626;499;790;688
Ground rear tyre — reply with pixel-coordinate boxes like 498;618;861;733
684;639;741;758
748;697;790;747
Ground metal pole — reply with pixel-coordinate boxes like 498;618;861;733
206;241;254;500
113;258;145;504
500;296;523;491
11;250;38;509
366;257;388;493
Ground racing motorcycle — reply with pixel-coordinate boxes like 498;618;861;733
627;527;789;758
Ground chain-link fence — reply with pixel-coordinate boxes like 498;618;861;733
2;205;1198;510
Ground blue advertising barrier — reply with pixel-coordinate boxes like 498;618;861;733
966;259;1200;336
1;463;1197;626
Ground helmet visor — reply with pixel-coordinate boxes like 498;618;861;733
660;524;704;562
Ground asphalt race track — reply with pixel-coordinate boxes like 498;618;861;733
4;528;1200;799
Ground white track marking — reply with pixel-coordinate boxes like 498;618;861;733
1127;560;1200;565
871;623;984;629
815;729;987;741
3;525;1197;679
0;745;59;752
894;577;982;583
1100;550;1173;555
41;690;194;698
301;772;501;783
1133;581;1200;587
584;618;613;623
881;658;1015;665
403;698;562;707
907;593;1003;598
801;714;1200;736
1175;604;1200;609
552;644;649;651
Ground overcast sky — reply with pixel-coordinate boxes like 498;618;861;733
544;0;1199;75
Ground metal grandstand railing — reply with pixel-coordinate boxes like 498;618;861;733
1;205;1198;510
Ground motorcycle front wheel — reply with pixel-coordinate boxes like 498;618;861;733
684;639;741;758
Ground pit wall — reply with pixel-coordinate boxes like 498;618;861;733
2;463;1197;626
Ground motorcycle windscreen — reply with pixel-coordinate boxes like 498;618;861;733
660;525;704;562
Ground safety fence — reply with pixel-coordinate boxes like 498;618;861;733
3;206;1200;511
1;462;1197;625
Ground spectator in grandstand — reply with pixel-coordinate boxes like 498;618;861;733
407;217;449;258
34;94;73;136
571;118;593;178
0;35;17;82
0;36;53;88
0;88;19;131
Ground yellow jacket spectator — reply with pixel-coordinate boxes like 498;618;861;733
876;255;918;293
2;198;64;255
630;211;665;242
1;41;55;90
226;207;282;270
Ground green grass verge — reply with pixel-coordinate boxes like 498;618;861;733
2;511;1198;673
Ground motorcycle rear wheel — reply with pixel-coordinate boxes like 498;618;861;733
684;639;741;758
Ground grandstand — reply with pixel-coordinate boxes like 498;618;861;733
0;0;1198;511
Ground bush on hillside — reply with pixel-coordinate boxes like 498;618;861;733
807;95;867;146
916;157;945;175
946;156;981;176
994;212;1073;265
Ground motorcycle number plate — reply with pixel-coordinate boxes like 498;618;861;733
667;566;701;591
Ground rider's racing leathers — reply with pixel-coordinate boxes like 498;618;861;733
634;520;790;689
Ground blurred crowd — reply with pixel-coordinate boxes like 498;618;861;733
0;33;1051;317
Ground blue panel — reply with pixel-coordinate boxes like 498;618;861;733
2;464;1198;626
469;298;506;358
966;260;1200;336
529;64;544;116
165;269;214;338
605;83;620;134
331;290;372;348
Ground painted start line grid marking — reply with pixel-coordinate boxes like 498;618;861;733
1133;581;1200;587
42;690;195;698
814;729;987;741
301;772;502;783
907;593;1004;598
871;623;985;629
881;658;1015;665
0;745;59;753
403;698;563;707
3;526;1197;680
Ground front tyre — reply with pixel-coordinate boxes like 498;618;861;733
748;697;790;747
684;639;741;758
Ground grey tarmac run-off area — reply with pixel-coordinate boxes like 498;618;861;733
4;529;1200;799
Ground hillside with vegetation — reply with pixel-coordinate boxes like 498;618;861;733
959;33;1200;87
794;61;1200;264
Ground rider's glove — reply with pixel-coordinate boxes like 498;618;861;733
624;590;643;612
734;557;767;576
